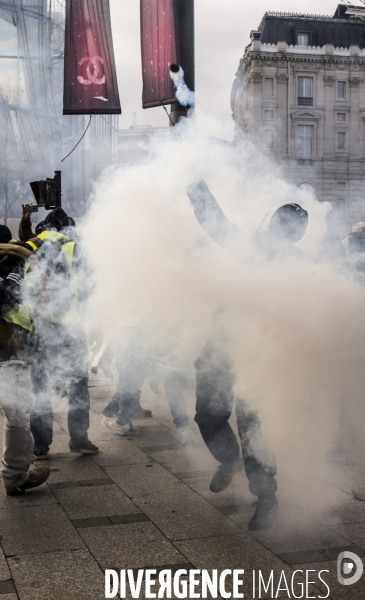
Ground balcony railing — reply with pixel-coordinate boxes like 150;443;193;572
297;159;314;166
298;97;313;106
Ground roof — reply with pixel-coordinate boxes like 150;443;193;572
258;4;365;49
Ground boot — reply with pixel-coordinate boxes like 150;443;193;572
209;458;244;493
5;466;50;496
248;494;278;531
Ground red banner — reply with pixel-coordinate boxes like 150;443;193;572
140;0;194;109
64;0;121;115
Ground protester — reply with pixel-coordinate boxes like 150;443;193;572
186;180;309;530
0;239;51;495
91;317;196;446
342;222;365;256
28;208;98;458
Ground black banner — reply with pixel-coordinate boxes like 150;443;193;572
64;0;121;115
140;0;194;109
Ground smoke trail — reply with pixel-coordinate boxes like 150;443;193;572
83;111;365;522
169;64;195;107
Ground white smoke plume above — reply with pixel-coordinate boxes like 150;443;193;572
169;64;195;107
82;112;365;520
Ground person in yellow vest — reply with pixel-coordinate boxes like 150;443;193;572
0;239;52;495
29;208;98;458
342;222;365;258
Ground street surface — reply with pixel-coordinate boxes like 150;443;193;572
0;372;364;599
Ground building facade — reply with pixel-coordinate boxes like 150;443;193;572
231;4;365;232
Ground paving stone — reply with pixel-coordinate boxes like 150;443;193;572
46;456;107;484
277;550;329;565
328;464;365;499
218;503;253;515
173;470;217;480
47;481;82;490
109;514;149;525
174;535;322;598
148;447;216;474
0;483;57;510
79;522;186;570
8;549;104;600
229;507;352;553
129;426;181;449
53;484;138;520
331;522;365;548
0;505;84;556
319;491;365;526
105;463;242;540
0;546;10;582
142;445;183;453
0;595;17;600
321;545;365;560
184;472;254;508
90;438;149;467
290;560;365;600
0;580;16;594
73;517;111;528
105;462;185;498
73;513;150;528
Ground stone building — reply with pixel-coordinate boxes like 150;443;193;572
231;4;365;232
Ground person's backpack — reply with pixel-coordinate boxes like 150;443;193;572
0;253;29;315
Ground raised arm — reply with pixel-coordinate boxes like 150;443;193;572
186;180;241;248
19;206;36;242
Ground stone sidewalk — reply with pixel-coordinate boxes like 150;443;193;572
0;374;364;599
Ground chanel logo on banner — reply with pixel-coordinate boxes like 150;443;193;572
63;0;121;115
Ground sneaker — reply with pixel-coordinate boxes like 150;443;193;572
248;494;278;531
209;458;244;493
128;405;152;419
178;426;197;447
5;466;50;496
69;440;99;454
101;417;132;435
32;451;48;461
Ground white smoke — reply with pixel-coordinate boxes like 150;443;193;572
82;111;365;520
169;65;195;107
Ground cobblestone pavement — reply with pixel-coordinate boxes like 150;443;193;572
0;373;364;599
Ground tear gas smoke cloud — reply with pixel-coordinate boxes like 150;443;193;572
82;112;365;520
169;64;195;108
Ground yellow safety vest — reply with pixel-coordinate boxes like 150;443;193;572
10;239;37;253
26;240;38;252
0;262;34;332
37;231;80;324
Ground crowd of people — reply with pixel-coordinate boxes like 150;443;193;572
0;184;363;531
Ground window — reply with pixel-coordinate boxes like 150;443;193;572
298;77;313;105
264;110;274;119
297;33;309;46
337;132;346;150
264;78;274;97
297;182;315;194
297;125;314;158
264;129;274;149
337;182;346;190
337;81;346;100
336;112;346;122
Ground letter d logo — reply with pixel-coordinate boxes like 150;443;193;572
337;551;363;586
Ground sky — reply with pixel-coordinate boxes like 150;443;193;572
109;0;364;130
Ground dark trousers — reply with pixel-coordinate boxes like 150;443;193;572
194;340;277;497
102;327;189;429
30;324;90;453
